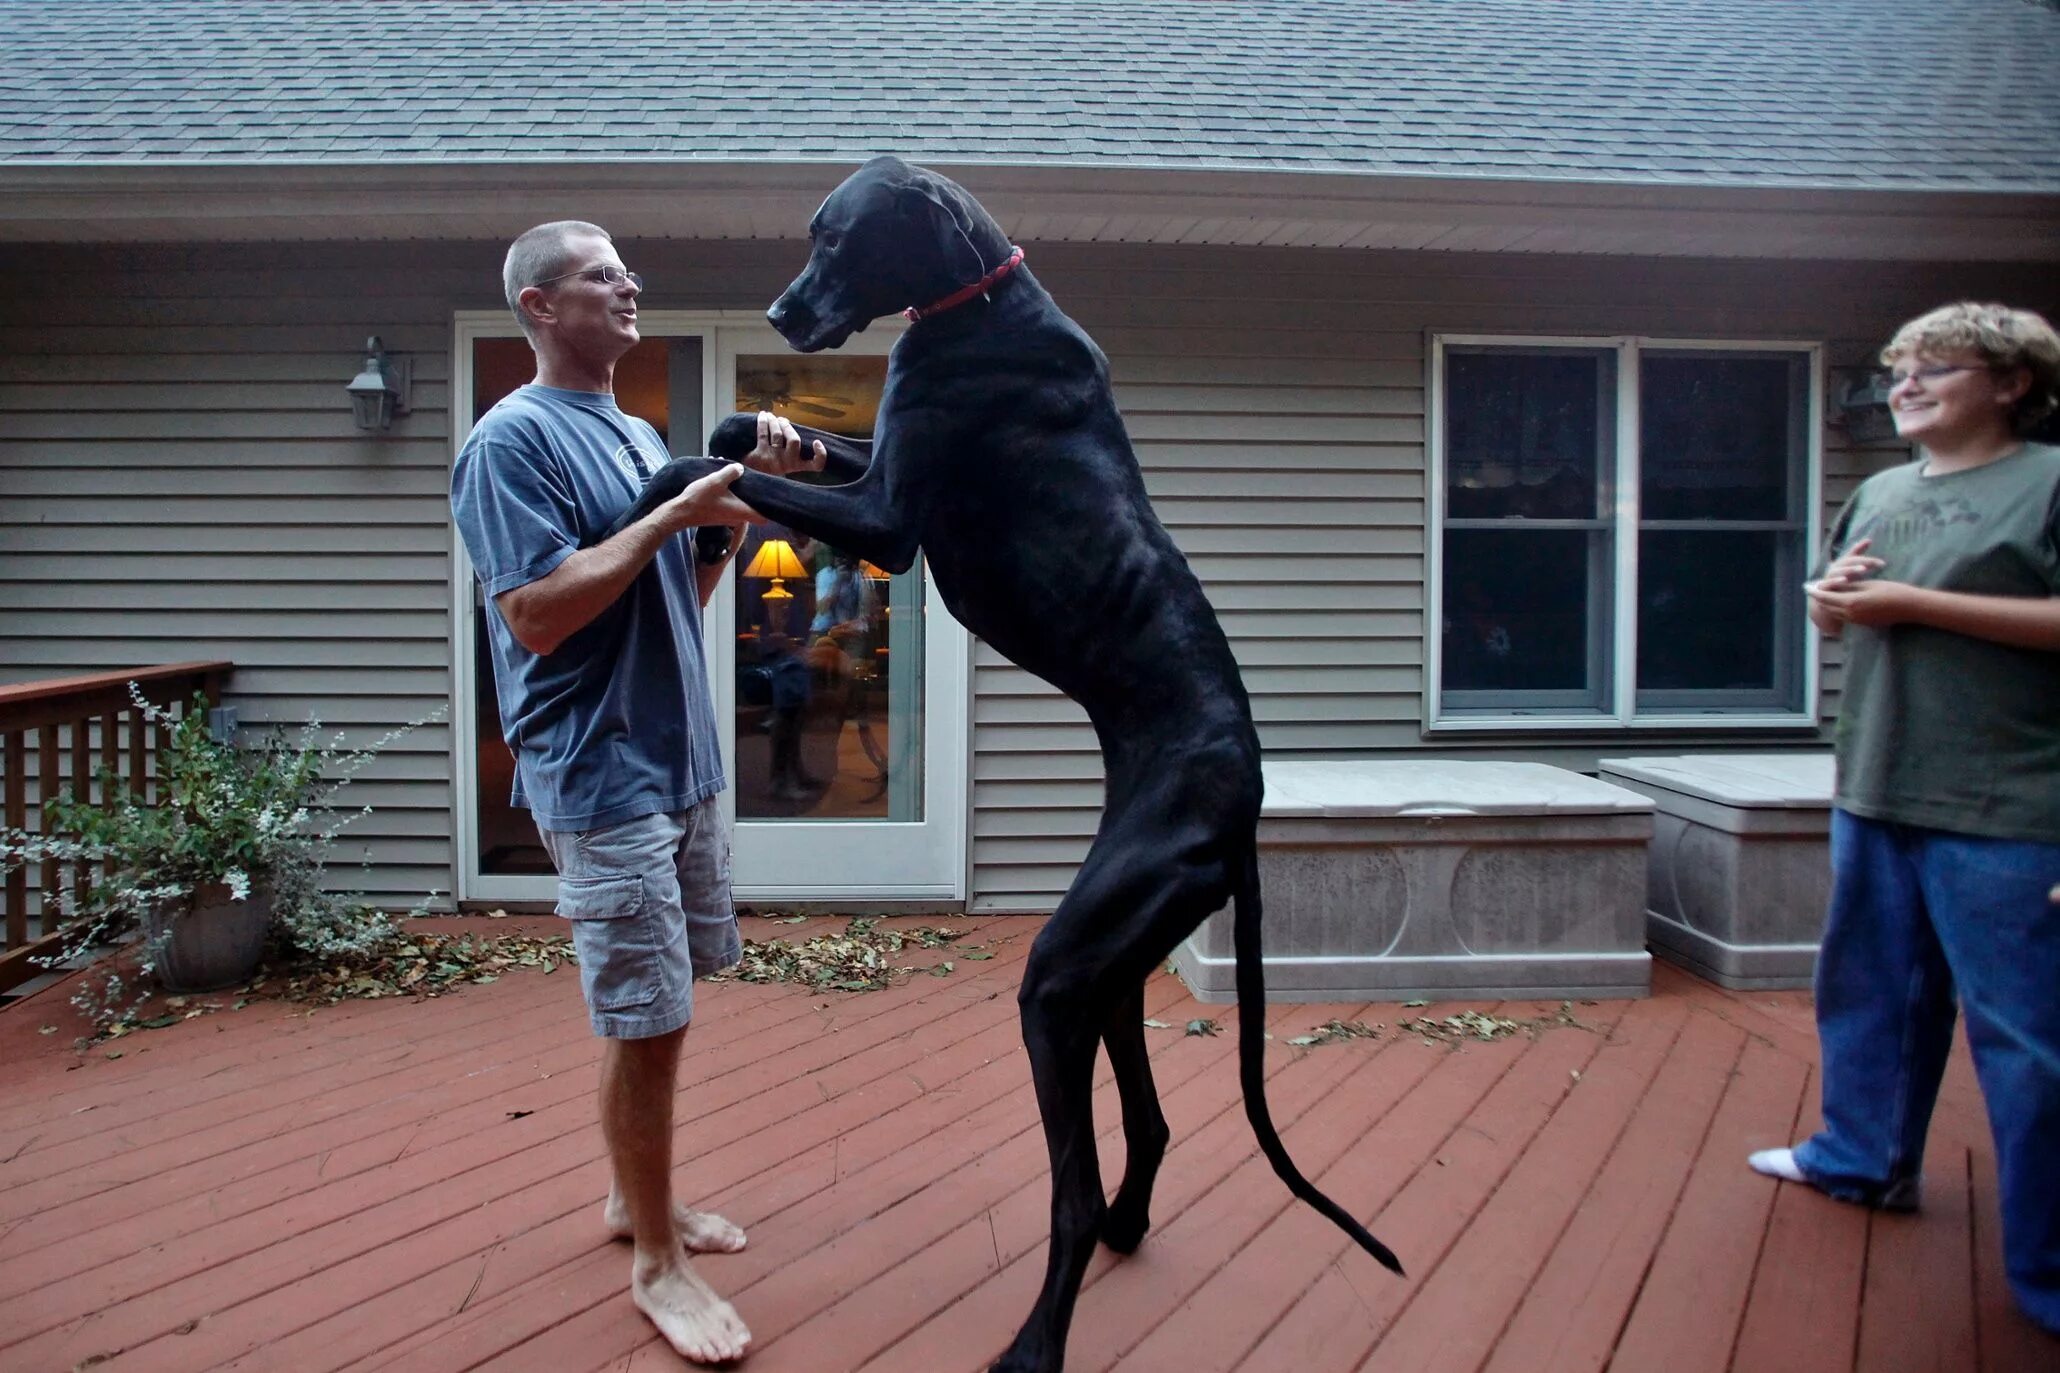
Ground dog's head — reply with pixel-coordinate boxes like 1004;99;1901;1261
768;155;1011;353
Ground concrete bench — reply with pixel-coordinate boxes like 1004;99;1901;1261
1170;760;1655;1004
1597;753;1834;991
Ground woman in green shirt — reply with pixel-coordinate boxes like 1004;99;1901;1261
1748;302;2060;1338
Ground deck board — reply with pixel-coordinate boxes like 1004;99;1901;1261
1;915;2053;1373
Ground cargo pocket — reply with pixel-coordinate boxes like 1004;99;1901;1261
557;874;659;1014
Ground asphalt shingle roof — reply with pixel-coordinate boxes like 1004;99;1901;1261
2;0;2057;192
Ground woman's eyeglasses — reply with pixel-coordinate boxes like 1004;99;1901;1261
1887;363;1988;386
533;264;644;291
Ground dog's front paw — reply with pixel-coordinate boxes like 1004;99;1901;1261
707;412;760;460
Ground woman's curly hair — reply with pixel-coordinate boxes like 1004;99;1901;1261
1881;302;2060;436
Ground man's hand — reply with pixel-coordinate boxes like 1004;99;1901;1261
655;462;761;536
741;410;828;477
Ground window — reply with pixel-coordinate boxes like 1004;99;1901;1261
1429;337;1819;729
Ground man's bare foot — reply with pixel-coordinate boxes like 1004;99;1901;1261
631;1250;752;1365
606;1187;748;1253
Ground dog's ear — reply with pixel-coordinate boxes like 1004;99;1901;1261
895;168;990;285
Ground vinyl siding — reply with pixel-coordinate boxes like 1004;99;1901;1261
0;245;473;905
1;239;2050;913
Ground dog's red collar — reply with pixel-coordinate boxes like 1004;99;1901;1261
902;246;1026;322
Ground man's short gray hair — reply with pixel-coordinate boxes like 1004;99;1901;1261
503;221;611;340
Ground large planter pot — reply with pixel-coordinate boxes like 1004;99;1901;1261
145;882;274;992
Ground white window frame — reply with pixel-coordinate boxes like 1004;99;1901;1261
1425;333;1825;733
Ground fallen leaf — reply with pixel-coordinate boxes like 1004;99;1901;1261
1289;1019;1381;1048
38;1025;56;1036
1185;1018;1220;1037
1403;999;1429;1008
1143;1018;1172;1029
710;919;968;993
506;1109;534;1120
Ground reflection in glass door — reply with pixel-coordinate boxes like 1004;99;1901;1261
726;351;927;826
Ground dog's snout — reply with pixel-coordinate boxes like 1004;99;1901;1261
768;290;812;338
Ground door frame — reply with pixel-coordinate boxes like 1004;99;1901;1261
448;310;970;905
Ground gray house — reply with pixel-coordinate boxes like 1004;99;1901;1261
3;0;2057;916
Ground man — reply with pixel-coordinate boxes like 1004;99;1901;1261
451;220;824;1364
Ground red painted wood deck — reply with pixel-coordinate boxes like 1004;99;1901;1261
1;914;2052;1373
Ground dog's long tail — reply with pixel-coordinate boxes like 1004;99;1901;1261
1233;844;1405;1276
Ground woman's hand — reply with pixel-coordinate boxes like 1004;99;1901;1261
1806;536;1903;628
1807;577;1921;627
1813;536;1885;591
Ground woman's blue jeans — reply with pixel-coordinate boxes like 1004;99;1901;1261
1794;810;2060;1333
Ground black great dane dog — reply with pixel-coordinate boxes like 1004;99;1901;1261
609;155;1401;1372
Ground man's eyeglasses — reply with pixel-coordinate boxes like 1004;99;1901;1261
533;264;644;291
1887;363;1989;386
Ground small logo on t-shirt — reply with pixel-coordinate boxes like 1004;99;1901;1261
611;442;658;483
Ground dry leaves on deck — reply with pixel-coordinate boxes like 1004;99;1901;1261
92;930;576;1043
705;917;985;993
1396;1000;1589;1046
1279;1001;1592;1050
1287;1018;1381;1047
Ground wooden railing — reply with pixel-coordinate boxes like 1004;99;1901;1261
0;661;233;995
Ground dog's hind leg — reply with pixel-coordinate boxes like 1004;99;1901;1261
998;792;1242;1373
1000;939;1106;1373
1098;980;1168;1255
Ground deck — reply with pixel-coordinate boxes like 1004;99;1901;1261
0;913;2051;1373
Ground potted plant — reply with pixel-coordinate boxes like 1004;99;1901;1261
2;686;435;1018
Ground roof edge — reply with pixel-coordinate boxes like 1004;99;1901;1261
4;159;2056;260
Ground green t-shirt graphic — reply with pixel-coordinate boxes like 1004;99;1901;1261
1824;441;2060;842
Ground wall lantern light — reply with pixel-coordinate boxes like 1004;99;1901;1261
1831;368;1896;444
346;335;413;431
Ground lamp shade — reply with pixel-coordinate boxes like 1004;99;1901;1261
742;538;807;580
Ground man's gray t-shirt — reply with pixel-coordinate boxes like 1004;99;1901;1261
1824;441;2060;843
451;384;724;832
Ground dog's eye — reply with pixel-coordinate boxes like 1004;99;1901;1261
817;231;841;253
